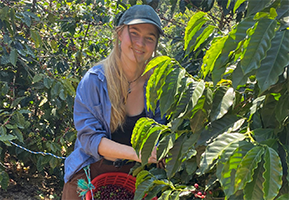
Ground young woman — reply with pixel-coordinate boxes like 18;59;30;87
62;5;166;199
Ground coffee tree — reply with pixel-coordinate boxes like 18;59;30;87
133;0;289;199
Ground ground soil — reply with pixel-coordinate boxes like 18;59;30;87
0;169;63;200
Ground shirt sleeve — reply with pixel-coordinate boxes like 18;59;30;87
73;72;109;160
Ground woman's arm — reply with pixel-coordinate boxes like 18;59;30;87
98;137;158;163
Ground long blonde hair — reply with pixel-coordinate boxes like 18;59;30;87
101;25;159;132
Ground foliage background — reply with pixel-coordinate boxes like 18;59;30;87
0;0;288;200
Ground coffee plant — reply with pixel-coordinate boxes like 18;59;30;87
1;0;288;200
132;0;289;199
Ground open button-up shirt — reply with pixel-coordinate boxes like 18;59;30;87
64;65;166;183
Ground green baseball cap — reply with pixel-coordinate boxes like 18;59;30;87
118;5;163;35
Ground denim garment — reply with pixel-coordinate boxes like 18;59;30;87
64;65;166;183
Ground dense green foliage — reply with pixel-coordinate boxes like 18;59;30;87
1;0;288;199
132;0;289;199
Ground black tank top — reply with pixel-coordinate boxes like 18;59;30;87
111;109;146;146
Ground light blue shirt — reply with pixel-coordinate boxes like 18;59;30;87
64;65;166;183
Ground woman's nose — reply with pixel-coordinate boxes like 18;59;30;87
134;37;145;47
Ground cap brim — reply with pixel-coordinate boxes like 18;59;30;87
124;19;164;35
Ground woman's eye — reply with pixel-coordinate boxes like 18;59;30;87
146;37;154;42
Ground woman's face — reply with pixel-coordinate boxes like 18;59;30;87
118;23;158;65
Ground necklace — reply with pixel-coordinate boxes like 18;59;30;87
128;74;142;94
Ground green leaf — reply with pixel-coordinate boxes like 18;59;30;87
276;0;289;20
243;161;265;200
262;146;283;200
135;177;155;200
240;18;277;75
218;141;254;198
275;92;289;124
159;190;173;200
166;134;186;178
234;0;247;12
49;157;58;169
12;128;23;143
194;25;216;51
159;67;186;117
11;96;26;108
235;146;265;192
247;0;274;16
144;56;171;75
141;126;163;165
131;118;156;156
231;62;252;89
32;74;43;83
210;87;235;121
30;30;42;48
197;115;240;146
275;193;289;200
9;49;17;66
199;132;246;174
213;17;256;85
0;134;16;142
184;11;208;50
249;95;266;121
0;171;9;190
201;36;227;78
256;30;289;93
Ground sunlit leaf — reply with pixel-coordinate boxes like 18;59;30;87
199;132;246;174
243;161;265;200
263;146;283;200
210;87;235;121
201;36;227;78
257;30;289;93
241;18;277;75
235;146;264;192
184;11;208;50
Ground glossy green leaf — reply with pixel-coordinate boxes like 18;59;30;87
231;63;251;89
276;0;289;20
241;18;277;75
235;146;264;192
131;118;156;155
30;30;42;48
201;36;227;78
159;67;186;117
247;0;273;16
219;142;254;198
141;127;162;165
275;193;289;200
184;11;208;50
234;0;247;12
194;25;216;51
12;128;23;143
135;170;152;189
157;132;175;160
0;134;16;142
11;96;25;108
213;17;256;85
9;49;17;67
0;171;9;190
135;177;155;200
263;146;283;200
166;134;186;178
199;132;246;174
243;161;265;200
32;74;43;83
196;115;240;146
144;56;171;75
210;87;235;121
257;30;289;93
159;190;173;200
275;92;289;124
249;95;266;121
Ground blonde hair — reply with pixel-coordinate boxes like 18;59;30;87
100;25;159;132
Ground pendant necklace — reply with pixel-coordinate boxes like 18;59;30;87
128;73;142;94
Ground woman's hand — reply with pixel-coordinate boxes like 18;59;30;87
137;146;158;163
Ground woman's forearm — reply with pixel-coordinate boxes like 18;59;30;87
98;137;141;162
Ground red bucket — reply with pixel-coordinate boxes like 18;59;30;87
85;172;157;200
